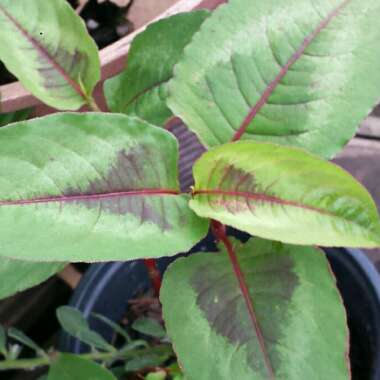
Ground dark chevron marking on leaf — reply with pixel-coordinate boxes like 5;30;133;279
0;113;209;262
191;240;298;376
0;147;180;230
232;0;350;141
162;239;351;379
193;162;332;216
0;4;87;100
36;47;87;94
193;189;333;216
211;223;274;378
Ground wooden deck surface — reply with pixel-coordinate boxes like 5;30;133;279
334;114;380;269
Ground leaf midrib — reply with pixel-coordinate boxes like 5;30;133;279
232;0;351;141
0;189;180;207
212;222;275;379
194;189;333;216
0;4;87;101
195;189;380;239
122;78;170;112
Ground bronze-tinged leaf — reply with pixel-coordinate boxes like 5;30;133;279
0;0;100;110
0;113;208;262
191;141;380;248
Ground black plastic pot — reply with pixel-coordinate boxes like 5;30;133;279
60;244;380;380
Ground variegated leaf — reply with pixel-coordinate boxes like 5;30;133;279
0;0;100;110
190;141;380;248
161;238;350;380
0;113;208;262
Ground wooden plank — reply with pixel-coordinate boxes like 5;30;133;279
334;138;380;209
333;137;380;265
128;0;180;30
358;115;380;138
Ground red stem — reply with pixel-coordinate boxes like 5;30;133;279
193;189;331;216
144;259;162;296
211;221;275;379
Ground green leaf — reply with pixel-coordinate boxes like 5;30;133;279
161;238;350;380
109;366;125;379
8;328;44;354
173;376;185;380
190;141;380;248
145;371;167;380
0;324;7;357
0;258;65;300
92;313;131;342
0;0;100;110
48;353;116;380
104;11;209;126
104;11;208;126
167;363;183;377
168;363;186;380
132;318;166;339
0;113;208;262
168;0;380;158
7;344;22;360
125;354;170;372
0;108;32;128
57;306;114;352
120;340;149;351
